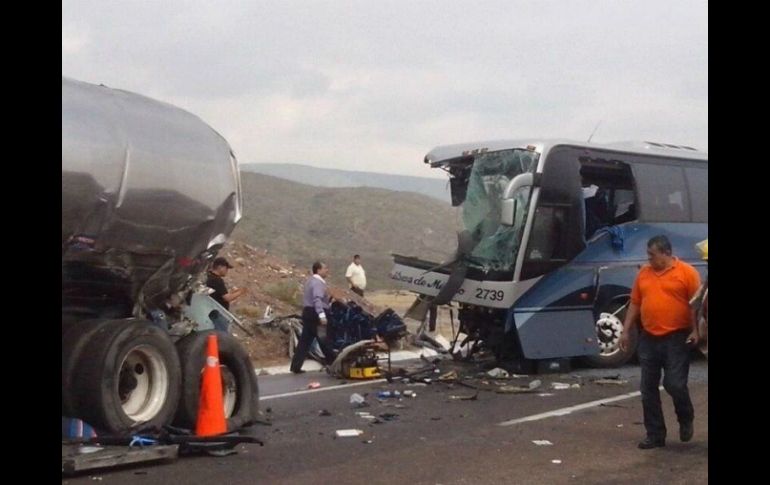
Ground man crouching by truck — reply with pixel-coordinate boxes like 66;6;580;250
619;235;701;450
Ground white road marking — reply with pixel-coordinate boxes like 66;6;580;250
260;378;388;401
498;390;649;426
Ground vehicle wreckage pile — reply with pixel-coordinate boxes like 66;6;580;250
213;241;390;367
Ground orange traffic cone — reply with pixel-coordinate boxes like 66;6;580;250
195;334;227;436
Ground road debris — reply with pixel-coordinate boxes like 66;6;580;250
350;393;368;408
438;370;458;381
307;382;321;389
377;390;401;399
497;379;542;394
449;392;479;401
378;413;399;422
594;378;629;386
486;368;510;378
532;440;553;446
599;403;627;409
552;382;581;390
335;429;364;438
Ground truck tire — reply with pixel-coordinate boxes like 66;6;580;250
582;299;638;368
62;318;114;417
173;330;259;432
73;319;182;434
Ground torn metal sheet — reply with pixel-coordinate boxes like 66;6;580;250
62;76;242;312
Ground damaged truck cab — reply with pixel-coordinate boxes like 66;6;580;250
62;77;258;434
391;140;708;368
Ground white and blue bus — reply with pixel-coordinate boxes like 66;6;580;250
391;139;707;368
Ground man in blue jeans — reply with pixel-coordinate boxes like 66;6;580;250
619;235;701;449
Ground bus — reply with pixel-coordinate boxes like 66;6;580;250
390;139;708;368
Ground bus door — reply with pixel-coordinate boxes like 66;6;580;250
511;146;599;359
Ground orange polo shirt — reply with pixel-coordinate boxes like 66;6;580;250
630;258;701;336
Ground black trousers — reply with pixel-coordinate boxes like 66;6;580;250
637;329;694;440
290;307;335;372
351;286;364;297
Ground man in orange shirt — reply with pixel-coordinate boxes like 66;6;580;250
619;235;701;449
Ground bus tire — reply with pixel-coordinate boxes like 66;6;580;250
73;319;182;434
582;300;637;368
173;330;259;431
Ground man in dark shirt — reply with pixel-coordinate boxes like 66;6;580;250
206;257;246;310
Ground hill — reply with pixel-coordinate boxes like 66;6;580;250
232;172;457;290
240;163;450;202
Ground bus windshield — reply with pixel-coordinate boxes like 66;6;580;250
455;149;538;271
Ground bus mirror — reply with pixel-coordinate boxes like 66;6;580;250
501;199;516;226
501;172;534;226
502;172;534;199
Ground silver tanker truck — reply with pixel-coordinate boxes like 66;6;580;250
62;77;258;434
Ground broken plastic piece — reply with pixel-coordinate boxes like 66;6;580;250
350;393;367;407
335;429;364;437
487;368;510;378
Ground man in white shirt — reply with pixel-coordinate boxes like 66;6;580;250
345;254;367;297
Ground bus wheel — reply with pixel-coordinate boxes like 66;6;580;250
582;300;637;368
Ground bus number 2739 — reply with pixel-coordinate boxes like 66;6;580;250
475;288;504;301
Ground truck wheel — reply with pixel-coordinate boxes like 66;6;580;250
73;319;182;434
582;300;637;368
62;318;113;417
173;330;259;431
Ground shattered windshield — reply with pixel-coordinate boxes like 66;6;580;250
457;149;538;271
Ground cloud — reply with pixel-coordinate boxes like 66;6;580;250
62;0;708;175
61;28;88;56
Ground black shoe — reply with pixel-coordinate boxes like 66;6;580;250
291;369;306;374
638;437;665;449
680;421;694;442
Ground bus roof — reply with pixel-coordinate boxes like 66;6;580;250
424;139;708;165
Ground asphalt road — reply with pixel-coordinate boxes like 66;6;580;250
63;358;708;484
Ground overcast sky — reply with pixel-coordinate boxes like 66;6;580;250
62;1;708;178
